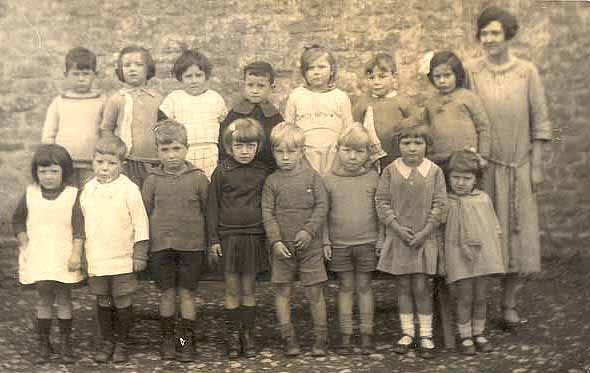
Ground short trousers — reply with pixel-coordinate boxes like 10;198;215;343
221;234;269;274
271;241;327;286
88;273;137;297
328;243;378;273
150;249;205;290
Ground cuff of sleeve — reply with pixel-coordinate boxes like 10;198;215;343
532;128;553;142
302;226;315;238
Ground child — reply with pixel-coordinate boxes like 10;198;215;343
159;49;228;180
284;45;353;175
208;118;269;358
323;125;381;355
220;61;283;170
12;144;84;364
424;51;490;171
142;120;209;362
443;150;505;355
352;52;422;170
42;47;106;187
375;123;447;359
261;122;329;356
80;135;150;363
101;46;164;187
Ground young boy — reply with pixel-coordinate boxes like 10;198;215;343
323;124;382;355
352;52;422;171
261;122;329;357
80;135;149;363
42;47;106;187
219;61;283;170
142;120;209;362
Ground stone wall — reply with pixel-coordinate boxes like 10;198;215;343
1;0;589;255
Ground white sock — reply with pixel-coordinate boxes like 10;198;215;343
399;313;415;337
472;318;486;336
457;321;472;339
418;313;433;338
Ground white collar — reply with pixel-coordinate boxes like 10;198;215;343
372;90;398;99
394;158;432;179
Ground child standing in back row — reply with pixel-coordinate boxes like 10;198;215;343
285;45;353;175
160;49;228;180
375;123;447;359
42;47;106;187
352;53;422;171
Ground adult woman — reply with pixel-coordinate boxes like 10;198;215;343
466;6;552;330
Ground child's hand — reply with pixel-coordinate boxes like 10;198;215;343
67;255;81;272
408;229;428;249
133;259;148;272
531;165;544;192
273;242;292;258
16;232;28;252
208;244;222;266
392;222;414;244
294;230;312;250
323;245;332;261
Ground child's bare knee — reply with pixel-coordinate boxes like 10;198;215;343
304;284;324;302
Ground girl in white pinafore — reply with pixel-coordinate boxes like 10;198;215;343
12;144;84;364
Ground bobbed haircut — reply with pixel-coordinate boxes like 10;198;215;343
447;149;483;179
95;135;127;161
397;123;433;149
222;118;265;156
337;123;370;151
365;52;397;75
427;51;467;89
243;61;275;85
171;49;212;81
115;46;156;82
154;119;188;147
65;47;97;73
476;6;519;41
31;144;74;185
270;122;305;150
300;44;337;86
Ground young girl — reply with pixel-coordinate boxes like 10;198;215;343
207;118;269;358
375;123;447;359
101;45;164;187
424;51;490;171
444;149;505;355
12;144;85;364
284;45;353;175
160;49;228;180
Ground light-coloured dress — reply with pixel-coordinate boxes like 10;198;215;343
467;54;552;274
376;158;447;275
284;86;353;175
444;191;505;283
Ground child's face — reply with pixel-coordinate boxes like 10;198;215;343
305;54;332;91
337;145;369;173
449;171;476;196
66;67;96;94
366;68;396;98
181;65;208;96
157;141;188;172
93;152;123;184
480;21;508;59
37;164;63;190
431;64;457;94
243;74;272;104
231;141;258;165
273;143;303;171
399;136;426;167
121;52;148;87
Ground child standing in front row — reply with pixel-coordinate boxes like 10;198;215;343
284;45;353;175
352;52;422;171
375;123;447;359
323;125;381;355
42;47;106;187
80;136;150;363
208;118;269;359
262;122;329;356
220;61;283;170
12;144;84;364
142;120;209;362
444;150;504;355
160;49;228;180
101;46;164;187
424;51;490;171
